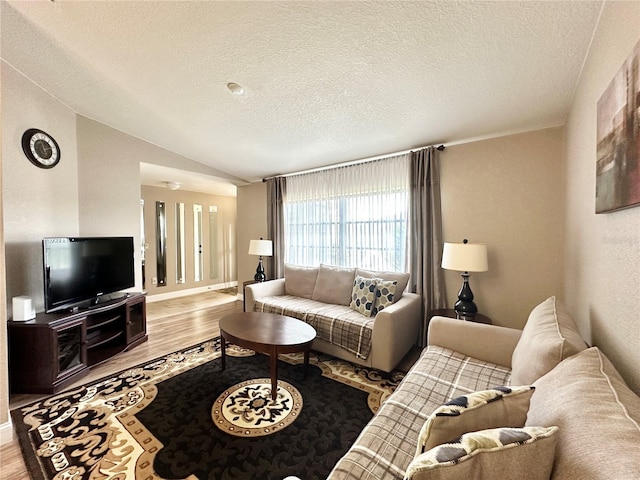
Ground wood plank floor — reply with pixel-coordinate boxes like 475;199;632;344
0;291;242;479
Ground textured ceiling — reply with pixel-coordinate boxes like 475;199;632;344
2;0;603;186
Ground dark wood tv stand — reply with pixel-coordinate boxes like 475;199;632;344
8;292;147;394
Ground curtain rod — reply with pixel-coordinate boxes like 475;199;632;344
262;144;445;182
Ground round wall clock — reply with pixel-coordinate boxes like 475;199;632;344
21;128;61;169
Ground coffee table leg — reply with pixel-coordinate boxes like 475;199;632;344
220;336;226;371
304;348;310;378
270;347;278;401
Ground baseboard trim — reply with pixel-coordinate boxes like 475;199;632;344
146;282;238;303
0;418;15;445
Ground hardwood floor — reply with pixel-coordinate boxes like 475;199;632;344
0;291;242;480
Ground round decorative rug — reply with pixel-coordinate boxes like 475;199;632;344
212;378;303;437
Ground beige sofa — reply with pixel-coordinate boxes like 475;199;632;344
328;296;640;480
244;263;422;372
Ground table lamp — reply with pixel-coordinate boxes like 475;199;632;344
248;238;273;282
441;239;488;319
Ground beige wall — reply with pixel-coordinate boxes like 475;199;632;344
2;63;80;314
0;78;7;429
141;185;237;297
563;1;640;393
236;182;268;287
441;127;565;328
77;117;144;290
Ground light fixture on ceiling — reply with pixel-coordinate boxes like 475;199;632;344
165;181;181;190
226;82;244;95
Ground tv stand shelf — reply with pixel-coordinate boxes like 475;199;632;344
87;314;121;330
87;329;123;348
8;292;147;394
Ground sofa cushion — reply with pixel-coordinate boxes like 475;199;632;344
405;426;558;480
284;264;318;299
312;264;356;306
356;268;410;302
416;385;535;454
510;296;587;385
373;279;397;315
350;276;378;316
526;347;640;479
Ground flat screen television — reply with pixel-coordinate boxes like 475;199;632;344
43;236;135;313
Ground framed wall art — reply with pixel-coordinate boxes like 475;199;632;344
596;39;640;214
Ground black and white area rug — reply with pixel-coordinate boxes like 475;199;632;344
12;338;405;480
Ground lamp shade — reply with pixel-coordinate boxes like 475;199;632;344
248;239;273;257
442;242;488;272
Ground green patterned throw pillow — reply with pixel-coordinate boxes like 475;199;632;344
405;426;559;480
372;278;397;315
416;385;535;455
349;276;377;316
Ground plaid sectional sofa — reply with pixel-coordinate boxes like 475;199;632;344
244;263;422;372
327;297;640;479
327;319;518;479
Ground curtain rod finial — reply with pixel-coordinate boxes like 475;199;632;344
437;144;446;151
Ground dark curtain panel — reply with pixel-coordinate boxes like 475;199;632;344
266;176;286;279
410;147;447;347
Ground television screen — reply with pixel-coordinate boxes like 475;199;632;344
43;237;135;312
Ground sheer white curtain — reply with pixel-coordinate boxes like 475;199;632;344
284;154;410;272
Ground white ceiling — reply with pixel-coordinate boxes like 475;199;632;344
2;0;603;188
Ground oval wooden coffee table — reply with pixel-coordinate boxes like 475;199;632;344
219;312;317;400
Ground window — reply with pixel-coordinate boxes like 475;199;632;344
284;154;409;272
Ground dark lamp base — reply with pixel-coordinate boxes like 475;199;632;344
254;258;266;282
454;301;478;319
454;272;478;318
